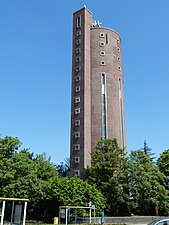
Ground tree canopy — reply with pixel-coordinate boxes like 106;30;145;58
128;150;169;215
157;149;169;177
0;136;105;221
1;135;169;219
85;139;130;216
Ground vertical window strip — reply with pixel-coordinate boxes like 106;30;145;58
101;73;107;139
76;16;81;28
119;79;124;149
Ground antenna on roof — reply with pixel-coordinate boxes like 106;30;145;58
92;20;102;27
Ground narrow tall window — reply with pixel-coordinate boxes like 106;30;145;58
101;73;107;139
76;16;81;28
119;78;124;149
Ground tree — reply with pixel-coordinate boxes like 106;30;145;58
0;136;21;159
157;149;169;177
49;176;106;216
56;157;70;177
157;149;169;189
141;140;155;162
0;136;22;196
85;139;130;216
128;150;169;215
0;136;58;221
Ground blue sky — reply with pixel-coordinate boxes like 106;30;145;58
0;0;169;164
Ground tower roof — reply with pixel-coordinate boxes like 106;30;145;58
73;5;92;15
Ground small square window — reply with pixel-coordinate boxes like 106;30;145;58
76;39;81;45
75;108;80;114
100;51;105;56
100;61;106;66
76;48;81;54
100;42;105;47
75;120;80;126
117;38;120;44
76;66;81;72
117;47;120;53
118;65;121;71
74;144;80;151
76;56;81;62
74;170;80;176
76;16;81;28
75;76;81;82
100;33;105;38
75;157;80;163
117;56;120;61
74;144;80;150
74;132;80;138
75;97;80;103
75;86;80;92
76;31;81;36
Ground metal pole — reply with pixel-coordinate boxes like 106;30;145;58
59;208;60;225
75;208;77;223
23;202;27;225
1;201;6;225
94;207;95;224
66;208;68;225
10;201;15;225
89;208;91;224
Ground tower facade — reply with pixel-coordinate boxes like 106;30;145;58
70;7;126;178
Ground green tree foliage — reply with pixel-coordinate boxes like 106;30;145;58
128;150;169;215
0;136;21;159
0;136;58;219
49;176;106;216
85;139;130;216
2;135;169;219
157;149;169;190
56;157;70;177
0;136;21;196
157;149;169;177
141;140;155;162
0;136;106;221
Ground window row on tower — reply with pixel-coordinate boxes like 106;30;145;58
73;15;82;177
99;32;121;69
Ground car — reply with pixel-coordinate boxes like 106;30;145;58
148;219;169;225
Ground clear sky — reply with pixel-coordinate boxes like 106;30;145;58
0;0;169;164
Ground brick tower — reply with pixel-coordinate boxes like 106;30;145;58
70;7;126;178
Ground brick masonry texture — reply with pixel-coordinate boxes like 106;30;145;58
70;7;126;178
